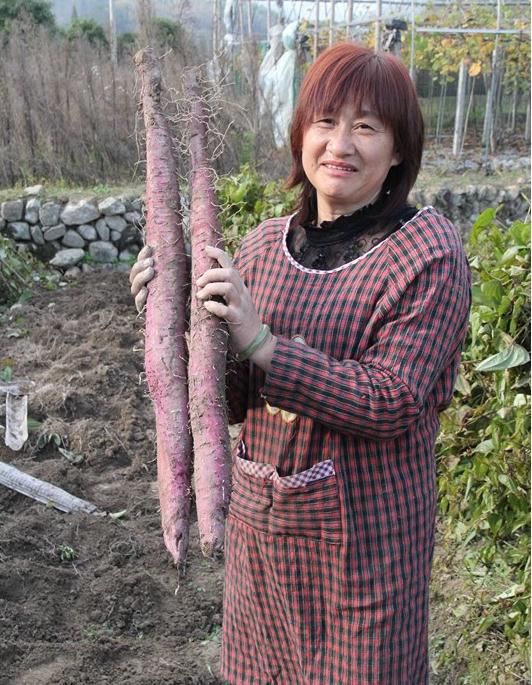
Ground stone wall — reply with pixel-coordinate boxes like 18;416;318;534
0;183;529;277
0;193;144;279
410;184;529;235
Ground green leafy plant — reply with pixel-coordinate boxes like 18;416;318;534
437;208;530;652
0;235;57;306
56;544;77;562
217;164;297;253
0;366;12;382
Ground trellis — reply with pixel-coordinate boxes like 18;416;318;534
212;0;531;155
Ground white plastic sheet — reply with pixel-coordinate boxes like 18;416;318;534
258;21;299;148
5;393;28;451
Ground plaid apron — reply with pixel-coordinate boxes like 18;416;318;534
221;207;471;684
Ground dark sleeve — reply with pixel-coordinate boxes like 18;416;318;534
261;253;471;439
225;247;249;424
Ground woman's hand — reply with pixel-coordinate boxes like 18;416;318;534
129;245;155;313
196;246;276;370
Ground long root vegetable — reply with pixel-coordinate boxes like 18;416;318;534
134;49;192;567
186;69;231;557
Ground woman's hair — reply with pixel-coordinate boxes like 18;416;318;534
287;42;424;224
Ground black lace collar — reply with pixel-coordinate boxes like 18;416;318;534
300;192;418;247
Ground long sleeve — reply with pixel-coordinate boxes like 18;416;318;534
225;246;249;424
261;252;471;440
226;355;249;424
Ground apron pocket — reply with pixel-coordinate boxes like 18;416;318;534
270;460;342;545
228;454;273;533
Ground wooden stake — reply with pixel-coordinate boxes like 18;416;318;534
460;75;477;156
482;0;501;151
346;0;353;40
525;96;531;143
329;0;335;47
0;460;100;515
109;0;117;65
314;0;320;59
213;0;219;57
247;0;253;37
375;0;382;52
453;60;468;157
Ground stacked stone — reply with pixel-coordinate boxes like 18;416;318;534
0;191;144;277
409;184;529;236
0;183;529;272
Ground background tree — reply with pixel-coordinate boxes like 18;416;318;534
65;17;109;47
0;0;55;33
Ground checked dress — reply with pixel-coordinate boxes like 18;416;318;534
220;206;471;685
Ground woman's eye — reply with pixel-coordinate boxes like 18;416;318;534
315;117;334;125
355;123;375;131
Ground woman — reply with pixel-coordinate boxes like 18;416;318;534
130;43;471;684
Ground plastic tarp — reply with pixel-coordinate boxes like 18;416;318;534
258;21;299;148
223;0;236;46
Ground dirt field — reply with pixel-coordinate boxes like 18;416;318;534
0;272;225;685
0;270;527;685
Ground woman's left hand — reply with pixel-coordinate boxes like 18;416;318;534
196;245;263;356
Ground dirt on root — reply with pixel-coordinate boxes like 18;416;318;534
0;272;226;685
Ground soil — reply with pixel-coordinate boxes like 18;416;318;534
0;272;226;685
0;270;528;685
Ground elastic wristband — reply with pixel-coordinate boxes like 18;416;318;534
236;324;271;362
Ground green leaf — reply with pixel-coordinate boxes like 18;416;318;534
480;279;503;305
474;439;494;454
58;447;84;464
469;207;497;246
475;345;530;372
17;290;32;304
513;394;529;407
492;584;525;602
499;246;520;264
0;366;12;382
454;372;471;395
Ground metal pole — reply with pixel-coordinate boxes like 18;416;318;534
267;0;271;34
375;0;382;52
346;0;354;40
452;60;467;156
329;0;335;47
314;0;320;59
416;26;526;35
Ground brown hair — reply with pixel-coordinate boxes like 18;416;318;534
287;42;424;223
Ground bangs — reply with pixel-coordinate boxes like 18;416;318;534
300;50;404;131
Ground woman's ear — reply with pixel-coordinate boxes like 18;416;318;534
391;150;402;167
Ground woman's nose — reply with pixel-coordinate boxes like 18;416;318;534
326;126;355;156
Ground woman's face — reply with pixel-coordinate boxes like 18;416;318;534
301;103;400;223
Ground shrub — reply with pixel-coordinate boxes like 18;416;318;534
217;164;297;253
437;208;530;646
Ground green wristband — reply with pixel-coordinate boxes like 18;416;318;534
236;324;271;362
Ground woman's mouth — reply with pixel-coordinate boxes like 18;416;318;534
321;162;358;173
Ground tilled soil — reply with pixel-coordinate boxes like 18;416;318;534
0;272;225;685
0;269;527;685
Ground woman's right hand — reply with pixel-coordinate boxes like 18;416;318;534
129;245;155;312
